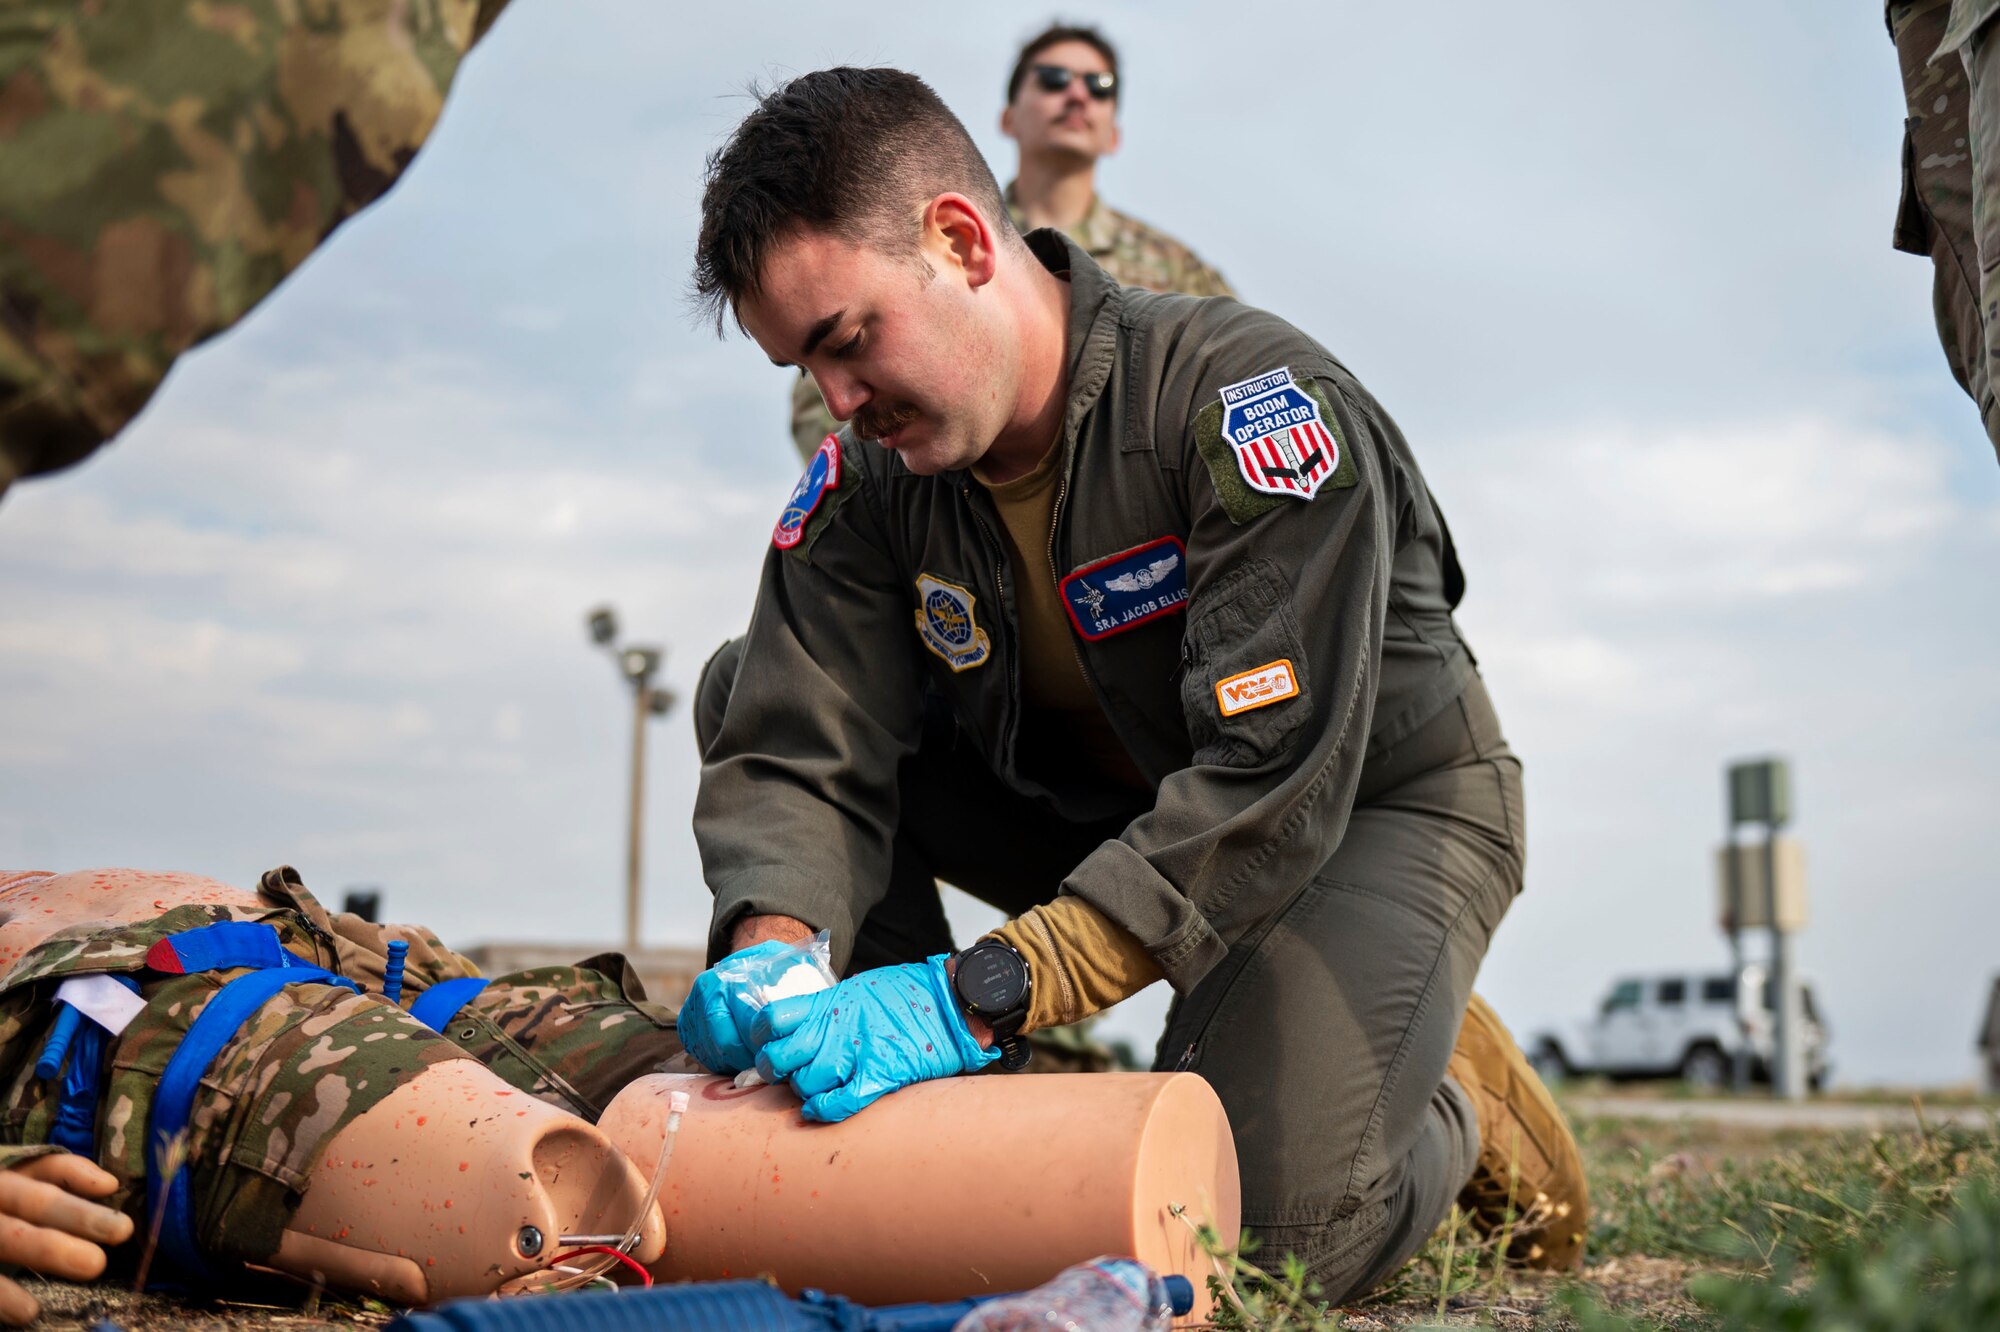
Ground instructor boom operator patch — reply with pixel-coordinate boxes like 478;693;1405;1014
1219;366;1341;500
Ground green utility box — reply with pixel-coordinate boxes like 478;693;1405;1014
1727;758;1791;828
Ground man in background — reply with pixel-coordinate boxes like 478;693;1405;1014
786;23;1233;459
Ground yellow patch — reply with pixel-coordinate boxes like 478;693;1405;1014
1214;659;1299;717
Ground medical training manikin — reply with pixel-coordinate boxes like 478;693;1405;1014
0;867;1241;1320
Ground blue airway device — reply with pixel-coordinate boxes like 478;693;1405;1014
383;1275;1196;1332
383;940;409;1005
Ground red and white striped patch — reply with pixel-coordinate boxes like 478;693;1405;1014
1217;366;1341;501
1235;419;1340;498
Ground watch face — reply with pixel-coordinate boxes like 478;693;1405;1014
957;944;1029;1016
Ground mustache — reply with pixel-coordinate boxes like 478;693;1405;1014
853;401;921;441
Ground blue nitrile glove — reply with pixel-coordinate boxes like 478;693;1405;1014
678;939;792;1074
752;955;999;1122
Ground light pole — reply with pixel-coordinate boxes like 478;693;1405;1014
1717;757;1809;1100
586;606;677;954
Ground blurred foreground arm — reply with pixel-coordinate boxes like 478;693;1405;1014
0;0;510;499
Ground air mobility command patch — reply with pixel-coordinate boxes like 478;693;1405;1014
773;435;842;550
914;574;992;672
1061;536;1189;641
1193;370;1357;523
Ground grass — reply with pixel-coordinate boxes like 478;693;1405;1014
1182;1099;2000;1329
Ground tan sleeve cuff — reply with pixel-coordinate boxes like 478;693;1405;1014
991;896;1164;1034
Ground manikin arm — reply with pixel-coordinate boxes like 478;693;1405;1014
0;1154;133;1326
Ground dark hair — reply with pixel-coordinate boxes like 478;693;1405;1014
692;67;1013;336
1005;23;1119;103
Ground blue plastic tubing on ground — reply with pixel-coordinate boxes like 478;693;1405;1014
383;1275;1196;1332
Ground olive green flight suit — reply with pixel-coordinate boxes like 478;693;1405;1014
696;231;1525;1301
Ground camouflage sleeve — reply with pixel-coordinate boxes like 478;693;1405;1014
0;1145;66;1170
790;369;841;463
1180;254;1236;301
0;0;510;497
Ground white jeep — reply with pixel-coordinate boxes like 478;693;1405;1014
1526;967;1830;1090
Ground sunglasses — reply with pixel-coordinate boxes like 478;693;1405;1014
1031;64;1117;100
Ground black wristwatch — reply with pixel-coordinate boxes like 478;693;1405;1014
951;938;1032;1071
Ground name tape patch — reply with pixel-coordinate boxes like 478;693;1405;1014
1061;536;1189;641
1215;658;1299;717
914;573;992;672
1219;367;1339;500
773;435;842;550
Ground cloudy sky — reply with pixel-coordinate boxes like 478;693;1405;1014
2;2;1994;1086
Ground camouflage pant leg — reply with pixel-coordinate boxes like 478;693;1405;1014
160;955;682;1265
1960;9;2000;456
1892;0;1997;456
100;972;471;1269
444;955;686;1123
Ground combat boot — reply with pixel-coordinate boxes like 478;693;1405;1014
1447;992;1588;1270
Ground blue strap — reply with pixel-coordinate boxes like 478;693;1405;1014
43;975;142;1156
49;1023;108;1155
33;1005;83;1082
151;921;310;975
408;977;489;1033
149;964;359;1284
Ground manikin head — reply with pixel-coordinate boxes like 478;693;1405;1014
1000;25;1122;173
693;68;1059;477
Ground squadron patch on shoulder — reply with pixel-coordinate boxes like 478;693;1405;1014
773;435;842;550
1061;536;1189;641
1215;658;1300;717
1218;367;1342;500
914;573;992;672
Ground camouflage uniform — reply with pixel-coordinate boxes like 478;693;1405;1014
0;0;509;498
787;185;1235;460
1891;0;2000;460
0;867;681;1275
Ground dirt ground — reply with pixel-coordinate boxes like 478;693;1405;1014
11;1280;393;1331
1345;1257;1708;1330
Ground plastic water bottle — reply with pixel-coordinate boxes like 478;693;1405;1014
951;1257;1174;1331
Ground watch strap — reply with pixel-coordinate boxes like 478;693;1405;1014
954;939;1032;1069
